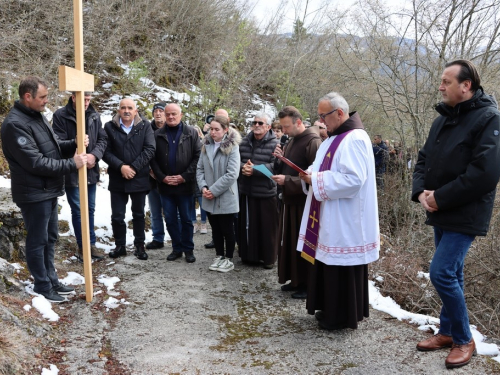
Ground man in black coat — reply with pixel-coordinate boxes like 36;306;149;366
412;60;500;369
103;98;155;260
1;76;88;303
53;92;107;261
150;103;201;263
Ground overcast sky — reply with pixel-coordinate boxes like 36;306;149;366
249;0;408;33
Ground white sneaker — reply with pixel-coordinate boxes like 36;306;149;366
216;258;234;273
209;256;224;271
200;223;208;234
193;223;199;234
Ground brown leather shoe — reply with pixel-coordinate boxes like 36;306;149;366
91;245;104;261
445;339;476;369
416;333;453;351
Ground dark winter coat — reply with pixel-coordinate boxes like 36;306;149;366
412;89;500;236
52;97;107;186
373;141;388;174
238;129;278;198
102;114;155;193
150;122;201;195
196;128;241;214
149;119;165;190
1;101;77;204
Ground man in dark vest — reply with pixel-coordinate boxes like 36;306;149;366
272;106;322;299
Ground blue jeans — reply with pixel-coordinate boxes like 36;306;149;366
192;196;207;224
160;193;194;254
431;227;475;345
148;188;165;243
18;198;60;293
110;191;147;246
66;184;97;248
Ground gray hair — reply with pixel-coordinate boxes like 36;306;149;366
253;111;272;125
319;92;349;114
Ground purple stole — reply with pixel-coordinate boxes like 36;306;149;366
301;130;354;264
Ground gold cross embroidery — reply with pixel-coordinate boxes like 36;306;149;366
309;211;319;228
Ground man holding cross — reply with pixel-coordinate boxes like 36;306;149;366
297;92;379;330
1;76;89;303
53;91;107;262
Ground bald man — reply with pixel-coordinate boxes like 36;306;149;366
151;103;201;263
103;98;156;260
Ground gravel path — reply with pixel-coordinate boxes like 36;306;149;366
51;231;499;375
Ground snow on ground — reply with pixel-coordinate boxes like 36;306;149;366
41;364;59;375
2;82;500;361
32;296;60;322
97;274;120;291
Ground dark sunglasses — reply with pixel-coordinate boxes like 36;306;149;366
252;121;266;126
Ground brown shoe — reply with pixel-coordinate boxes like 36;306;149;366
416;333;453;351
91;245;104;261
445;339;476;369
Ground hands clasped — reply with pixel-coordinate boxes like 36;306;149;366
418;190;438;212
162;175;185;185
242;159;254;176
121;165;136;180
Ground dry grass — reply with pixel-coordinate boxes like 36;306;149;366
0;324;29;374
373;169;500;338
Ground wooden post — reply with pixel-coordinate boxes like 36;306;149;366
58;0;95;302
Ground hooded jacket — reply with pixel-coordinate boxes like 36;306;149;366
196;127;241;214
1;101;77;204
412;89;500;236
102;113;155;193
52;97;107;186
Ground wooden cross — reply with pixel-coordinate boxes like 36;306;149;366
58;0;95;302
309;211;319;228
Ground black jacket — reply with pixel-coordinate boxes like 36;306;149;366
238;129;278;198
150;122;201;195
149;119;164;190
52;97;107;186
1;101;77;204
102;114;155;193
412;89;500;236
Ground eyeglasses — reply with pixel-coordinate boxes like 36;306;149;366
252;121;266;126
319;108;338;121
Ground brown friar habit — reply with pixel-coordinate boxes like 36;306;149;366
238;195;278;265
277;127;322;287
306;112;370;330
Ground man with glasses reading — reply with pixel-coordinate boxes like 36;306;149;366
297;92;379;330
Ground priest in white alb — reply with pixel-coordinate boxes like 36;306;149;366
298;92;379;330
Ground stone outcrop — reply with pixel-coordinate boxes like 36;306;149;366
0;187;25;261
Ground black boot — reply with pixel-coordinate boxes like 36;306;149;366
109;246;127;258
134;244;148;260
